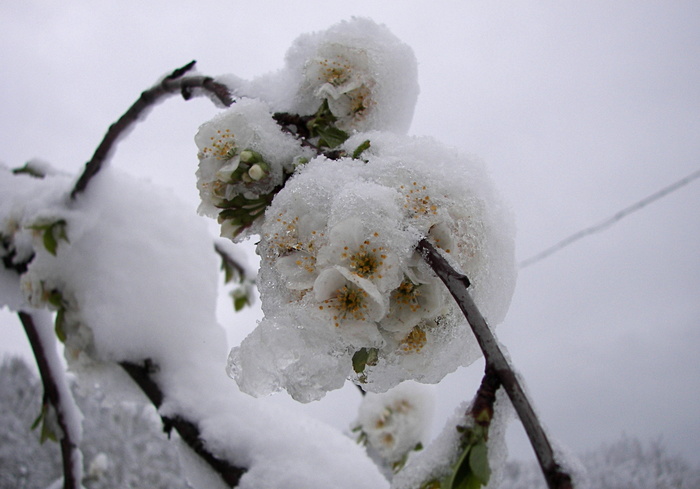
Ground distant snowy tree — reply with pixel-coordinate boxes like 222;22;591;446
502;437;700;489
0;357;187;489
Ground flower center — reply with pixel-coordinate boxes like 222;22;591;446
400;182;438;218
351;249;379;278
393;279;422;312
321;283;369;327
344;236;387;280
318;57;352;86
201;129;237;160
400;326;427;353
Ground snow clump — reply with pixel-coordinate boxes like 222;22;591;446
233;17;419;134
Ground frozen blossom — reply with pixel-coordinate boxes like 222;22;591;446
353;382;434;472
228;130;516;401
232;17;419;134
195;98;313;240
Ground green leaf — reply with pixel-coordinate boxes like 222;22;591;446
306;100;350;149
233;294;249;312
31;404;58;444
468;442;491;485
316;125;349;149
46;289;63;308
54;309;67;343
221;258;237;284
43;228;58;256
30;411;43;431
352;348;378;375
446;436;491;489
31;220;69;256
232;287;251;311
352;139;371;159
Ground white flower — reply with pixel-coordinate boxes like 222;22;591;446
304;44;374;130
381;277;444;336
238;18;419;133
195;99;311;240
316;218;402;294
314;266;385;348
354;382;433;465
264;211;329;291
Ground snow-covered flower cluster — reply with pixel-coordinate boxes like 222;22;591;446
232;17;419;134
353;382;434;473
227;132;516;401
211;18;516;402
195;99;314;240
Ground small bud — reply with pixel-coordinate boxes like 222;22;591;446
248;163;267;181
239;150;260;164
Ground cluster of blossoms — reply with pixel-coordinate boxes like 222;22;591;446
195;18;516;401
227;133;515;401
195;99;315;240
352;382;434;473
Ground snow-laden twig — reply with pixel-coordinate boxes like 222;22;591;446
70;60;233;199
120;360;246;487
416;238;574;489
19;310;84;489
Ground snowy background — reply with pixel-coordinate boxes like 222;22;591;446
1;0;699;468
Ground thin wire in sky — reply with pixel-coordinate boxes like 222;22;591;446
519;167;700;269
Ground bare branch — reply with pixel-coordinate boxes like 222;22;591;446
70;61;234;200
120;360;246;487
19;310;83;489
416;238;574;489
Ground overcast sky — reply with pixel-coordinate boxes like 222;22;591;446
1;0;699;467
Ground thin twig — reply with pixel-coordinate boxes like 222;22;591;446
120;360;246;487
19;310;83;489
214;243;250;283
417;238;574;489
70;61;234;200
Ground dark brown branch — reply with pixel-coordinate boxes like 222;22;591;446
19;311;81;489
120;360;246;487
70;61;234;200
417;239;574;489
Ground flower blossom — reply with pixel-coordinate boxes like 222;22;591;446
195;98;311;240
354;382;433;469
233;18;419;134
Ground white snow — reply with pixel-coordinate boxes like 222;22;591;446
0;164;387;488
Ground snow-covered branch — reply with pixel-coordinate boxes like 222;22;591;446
120;360;246;487
18;310;83;489
70;60;233;199
416;238;574;489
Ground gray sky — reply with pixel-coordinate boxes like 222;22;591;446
2;0;699;466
